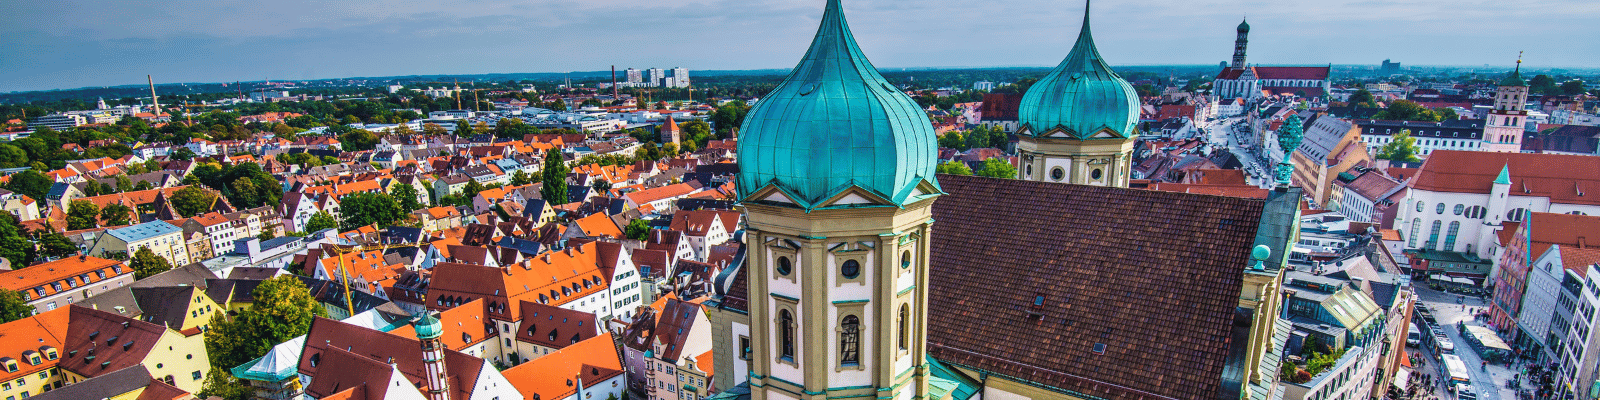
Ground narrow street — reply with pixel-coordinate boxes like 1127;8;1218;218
1410;285;1522;400
1203;115;1274;188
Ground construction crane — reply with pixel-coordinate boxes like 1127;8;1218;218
322;237;433;316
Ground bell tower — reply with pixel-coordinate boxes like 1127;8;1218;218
1484;54;1529;153
1232;19;1250;69
414;312;451;400
734;1;939;400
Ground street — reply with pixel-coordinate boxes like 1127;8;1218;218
1201;115;1275;188
1407;285;1522;400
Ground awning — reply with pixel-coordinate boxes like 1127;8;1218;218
1393;369;1412;389
1400;353;1414;368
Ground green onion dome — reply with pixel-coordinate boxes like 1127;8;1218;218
736;0;939;210
1017;1;1140;139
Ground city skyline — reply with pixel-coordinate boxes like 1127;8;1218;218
3;0;1598;93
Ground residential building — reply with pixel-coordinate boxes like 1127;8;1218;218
1290;114;1370;207
0;256;132;313
669;210;739;262
89;221;191;265
0;305;211;395
1353;119;1486;156
1490;212;1600;353
1330;168;1405;226
1396;151;1600;286
500;334;624;400
296;315;521;400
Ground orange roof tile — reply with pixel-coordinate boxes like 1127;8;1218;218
501;334;622;400
573;213;622;239
0;256;128;300
0;307;69;382
624;183;697;205
388;299;492;351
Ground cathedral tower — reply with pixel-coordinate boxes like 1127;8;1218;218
1483;56;1529;153
1014;1;1141;187
734;1;939;399
1232;19;1250;68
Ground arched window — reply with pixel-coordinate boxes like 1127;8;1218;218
1427;220;1443;250
1508;208;1529;222
897;305;909;351
840;315;860;366
1416;202;1425;213
1436;203;1446;214
1408;219;1422;248
901;250;913;270
1454;204;1465;215
779;310;795;361
1443;222;1461;252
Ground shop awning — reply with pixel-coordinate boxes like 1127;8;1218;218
1393;369;1412;389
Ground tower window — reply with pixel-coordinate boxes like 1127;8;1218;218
779;310;796;362
897;304;909;352
840;315;860;366
840;260;860;280
775;256;793;277
901;250;912;270
1091;169;1104;180
1050;167;1065;181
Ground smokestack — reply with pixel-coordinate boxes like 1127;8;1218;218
612;65;618;101
148;75;160;113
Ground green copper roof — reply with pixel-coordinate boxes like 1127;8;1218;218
1500;65;1527;87
1494;164;1512;185
413;312;443;340
1018;0;1140;139
736;0;939;210
1238;19;1250;32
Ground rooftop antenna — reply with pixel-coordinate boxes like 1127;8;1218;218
1516;51;1524;73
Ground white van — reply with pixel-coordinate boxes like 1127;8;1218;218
1407;325;1422;346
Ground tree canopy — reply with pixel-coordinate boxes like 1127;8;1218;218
1376;129;1422;163
0;213;32;267
305;211;338;233
540;149;570;204
204;276;327;372
170;186;219;218
1371;100;1449;122
936;161;973;175
130;247;173;280
0;289;31;325
390;183;423;212
973;158;1017;179
185;162;282;209
2;170;53;201
66;200;101;230
338;192;407;231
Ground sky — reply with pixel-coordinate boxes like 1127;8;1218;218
2;0;1598;93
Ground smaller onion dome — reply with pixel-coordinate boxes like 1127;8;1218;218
1238;19;1250;33
1017;0;1140;139
413;312;444;340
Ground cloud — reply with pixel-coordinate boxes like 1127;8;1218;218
1;0;1596;92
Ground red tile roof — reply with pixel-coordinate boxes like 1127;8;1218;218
1411;150;1600;206
500;334;622;400
0;256;128;301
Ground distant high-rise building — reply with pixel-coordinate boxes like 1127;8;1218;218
973;81;995;91
671;68;690;88
626;68;643;84
648;68;666;87
1381;59;1401;74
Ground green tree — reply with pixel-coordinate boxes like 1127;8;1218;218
0;144;29;169
337;129;380;152
1529;74;1558;95
540;149;570;204
709;101;751;136
36;230;78;260
1372;100;1442;122
305;211;338;233
936;161;973;175
390;183;423;211
115;175;133;192
170;186;218;218
510;170;532;186
462;180;486;201
257;230;275;241
1347;88;1376;108
681;120;714;148
100;203;133;227
196;367;254;400
2;170;53;201
973;158;1017;179
454;119;474;138
624;219;651;241
1376;129;1422;163
204;276;327;370
130;247;173;279
67;200;101;230
591;179;613;192
338;192;407;230
1561;80;1587;96
0;213;31;267
939;132;965;150
133;181;153;191
0;289;31;324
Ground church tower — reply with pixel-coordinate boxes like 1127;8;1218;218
1015;1;1141;187
414;312;452;400
1483;56;1529;153
1232;20;1250;68
734;1;940;399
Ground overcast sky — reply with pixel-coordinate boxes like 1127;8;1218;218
2;0;1597;93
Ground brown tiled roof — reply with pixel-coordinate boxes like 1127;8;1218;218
59;305;168;379
653;297;703;361
514;300;599;349
926;175;1266;400
299;317;484;400
1411;150;1600;206
1525;212;1600;266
